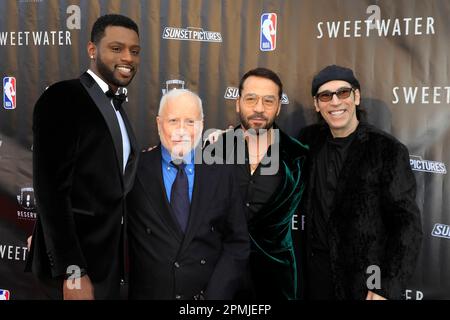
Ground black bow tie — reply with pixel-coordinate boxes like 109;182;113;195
106;89;127;111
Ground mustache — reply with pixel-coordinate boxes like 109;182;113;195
248;113;268;121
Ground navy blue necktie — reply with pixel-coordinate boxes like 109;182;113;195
170;162;190;233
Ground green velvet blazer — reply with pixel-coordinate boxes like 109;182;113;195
247;126;308;299
216;124;308;299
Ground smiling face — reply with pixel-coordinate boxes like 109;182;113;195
157;92;204;159
314;80;360;138
236;76;281;134
87;25;140;91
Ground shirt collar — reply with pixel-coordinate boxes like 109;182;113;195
87;69;109;93
161;145;195;169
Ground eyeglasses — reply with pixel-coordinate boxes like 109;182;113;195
241;93;278;108
316;87;355;102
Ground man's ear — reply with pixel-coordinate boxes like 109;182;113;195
354;89;361;106
276;104;281;117
156;116;161;134
87;41;96;59
314;98;320;112
235;98;241;113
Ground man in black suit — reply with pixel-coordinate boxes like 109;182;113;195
26;14;141;299
127;89;249;300
298;65;422;300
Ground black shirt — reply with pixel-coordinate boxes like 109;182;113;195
307;129;356;299
235;144;283;221
312;130;356;251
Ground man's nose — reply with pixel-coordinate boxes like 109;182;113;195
254;97;265;112
175;123;187;133
120;49;133;63
330;93;341;105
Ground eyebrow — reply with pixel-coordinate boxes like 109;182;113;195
244;93;277;96
107;41;141;48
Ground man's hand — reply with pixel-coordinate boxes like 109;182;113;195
366;290;387;300
203;125;234;147
63;275;95;300
143;145;157;152
27;236;32;251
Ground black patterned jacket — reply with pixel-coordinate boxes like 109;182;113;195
298;122;422;300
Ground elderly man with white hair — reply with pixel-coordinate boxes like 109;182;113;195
126;89;249;300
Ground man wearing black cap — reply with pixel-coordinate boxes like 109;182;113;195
298;65;422;300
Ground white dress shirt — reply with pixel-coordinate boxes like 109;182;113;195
87;69;131;173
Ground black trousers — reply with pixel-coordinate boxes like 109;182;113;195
306;250;336;300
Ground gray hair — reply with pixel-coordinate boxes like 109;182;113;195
158;88;204;119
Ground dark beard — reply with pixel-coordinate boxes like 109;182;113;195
239;111;275;135
96;57;134;88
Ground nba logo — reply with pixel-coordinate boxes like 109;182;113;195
0;289;10;300
260;13;277;51
3;77;16;110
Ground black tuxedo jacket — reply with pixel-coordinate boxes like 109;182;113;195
25;72;138;299
127;145;250;300
298;122;422;299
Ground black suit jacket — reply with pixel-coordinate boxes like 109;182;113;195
127;145;250;300
25;72;138;299
298;122;422;299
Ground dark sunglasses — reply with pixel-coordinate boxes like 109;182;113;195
316;87;355;102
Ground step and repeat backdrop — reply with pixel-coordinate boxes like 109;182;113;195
0;0;449;300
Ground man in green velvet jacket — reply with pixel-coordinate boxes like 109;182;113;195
206;68;308;299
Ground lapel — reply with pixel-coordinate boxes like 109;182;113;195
79;72;124;177
137;145;183;242
120;109;139;192
278;126;307;182
180;160;209;253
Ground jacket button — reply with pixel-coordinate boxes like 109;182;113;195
175;294;182;300
174;262;180;268
210;226;215;232
200;259;206;265
245;202;250;207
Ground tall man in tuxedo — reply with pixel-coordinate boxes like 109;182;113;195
26;14;141;299
127;89;249;300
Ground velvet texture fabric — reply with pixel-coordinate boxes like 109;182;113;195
26;73;138;299
298;122;423;300
221;125;308;299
